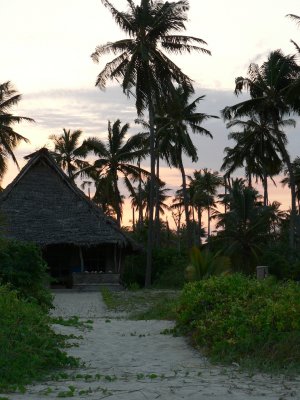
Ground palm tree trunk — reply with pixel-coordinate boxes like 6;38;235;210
274;121;296;249
192;206;196;245
145;100;156;288
178;158;192;248
263;169;268;206
283;149;297;249
138;157;143;228
207;204;211;240
132;207;135;231
154;154;160;247
197;206;202;245
113;175;121;227
224;177;228;214
247;170;252;187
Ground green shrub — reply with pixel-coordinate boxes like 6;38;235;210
123;247;187;288
261;243;300;280
0;239;52;309
0;286;78;390
176;274;300;371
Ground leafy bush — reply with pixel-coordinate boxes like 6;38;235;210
0;286;78;390
176;274;300;371
0;239;52;309
122;247;187;288
261;243;300;280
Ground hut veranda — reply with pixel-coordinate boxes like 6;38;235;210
0;148;140;288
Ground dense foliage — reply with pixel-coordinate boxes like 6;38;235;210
176;274;300;371
0;286;78;390
0;239;52;309
123;247;187;288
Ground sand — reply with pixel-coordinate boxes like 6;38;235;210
5;290;300;399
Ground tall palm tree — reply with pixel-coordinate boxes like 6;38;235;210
155;87;218;246
49;128;87;181
92;0;210;285
80;119;149;226
0;81;34;180
222;50;300;248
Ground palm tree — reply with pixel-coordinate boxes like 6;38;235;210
155;87;218;247
0;81;34;180
185;246;231;281
143;178;170;220
49;128;87;181
189;169;222;241
221;114;287;206
80;119;149;226
82;172;120;217
216;179;274;273
170;190;185;249
222;50;300;249
92;0;211;285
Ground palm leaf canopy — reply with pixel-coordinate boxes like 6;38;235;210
155;87;217;166
222;50;300;121
92;0;210;114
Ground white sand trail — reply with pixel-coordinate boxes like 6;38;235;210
6;291;300;400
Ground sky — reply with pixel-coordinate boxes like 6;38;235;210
2;0;300;228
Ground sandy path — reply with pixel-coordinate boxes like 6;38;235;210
6;291;300;399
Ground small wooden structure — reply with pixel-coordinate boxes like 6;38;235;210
0;148;140;288
256;266;269;280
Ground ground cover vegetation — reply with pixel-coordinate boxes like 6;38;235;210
100;287;179;320
2;0;300;378
0;286;79;392
0;240;79;391
175;274;300;372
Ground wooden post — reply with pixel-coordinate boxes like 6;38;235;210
79;247;84;272
118;247;122;273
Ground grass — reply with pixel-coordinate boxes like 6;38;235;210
51;316;94;330
100;287;180;320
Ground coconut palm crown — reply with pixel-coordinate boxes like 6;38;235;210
79;119;149;226
92;0;210;114
0;81;34;179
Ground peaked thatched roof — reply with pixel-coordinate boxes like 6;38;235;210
0;148;139;251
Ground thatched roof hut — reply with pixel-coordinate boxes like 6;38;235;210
0;148;140;286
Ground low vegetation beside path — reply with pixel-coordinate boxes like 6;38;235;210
175;274;300;373
0;239;79;393
103;274;300;374
0;286;79;392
